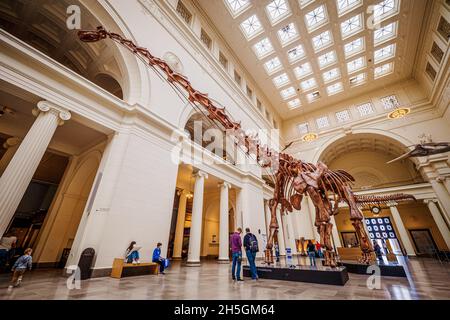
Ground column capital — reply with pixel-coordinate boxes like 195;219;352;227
193;170;208;179
33;101;71;125
423;198;438;204
3;137;20;149
218;181;231;189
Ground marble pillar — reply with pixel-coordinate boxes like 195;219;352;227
425;199;450;250
218;182;231;263
0;101;70;238
389;205;416;256
187;170;208;266
173;190;188;260
0;137;21;176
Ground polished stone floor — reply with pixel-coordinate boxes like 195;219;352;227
0;256;449;300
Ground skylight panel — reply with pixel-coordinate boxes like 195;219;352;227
336;0;363;16
277;22;299;46
287;44;305;63
357;102;375;116
253;38;274;59
341;13;364;39
305;5;328;32
300;78;317;91
225;0;251;17
374;21;398;45
294;62;313;79
273;73;290;87
264;57;283;74
344;37;365;58
288;98;301;109
312;30;333;52
266;0;290;25
347;56;366;73
349;72;366;86
316;116;330;128
373;0;399;22
322;68;340;83
326;82;343;95
297;122;309;134
374;43;396;63
381;94;400;110
240;14;263;39
306;91;321;102
280;87;296;100
335;110;351;122
374;62;394;78
318;51;337;68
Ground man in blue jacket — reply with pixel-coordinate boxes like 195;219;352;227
152;242;166;274
243;228;259;280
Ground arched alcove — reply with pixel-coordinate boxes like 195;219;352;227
318;133;424;190
0;0;146;103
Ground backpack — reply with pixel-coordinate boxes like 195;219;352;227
249;234;259;253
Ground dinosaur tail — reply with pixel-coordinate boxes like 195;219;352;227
354;193;416;206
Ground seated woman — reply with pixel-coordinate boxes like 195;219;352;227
125;241;140;264
152;242;166;274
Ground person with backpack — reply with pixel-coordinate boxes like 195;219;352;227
243;228;259;280
8;248;32;289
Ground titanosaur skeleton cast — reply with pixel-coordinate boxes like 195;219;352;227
78;27;415;266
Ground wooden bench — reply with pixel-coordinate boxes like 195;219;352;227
110;258;159;279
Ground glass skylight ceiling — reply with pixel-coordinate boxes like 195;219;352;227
264;57;283;74
305;5;328;32
222;0;401;108
277;22;299;46
341;13;364;39
337;0;363;15
240;15;263;39
225;0;251;17
312;30;333;51
253;38;274;59
266;0;290;25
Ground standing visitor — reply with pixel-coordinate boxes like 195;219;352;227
274;242;280;262
316;241;323;258
8;248;32;289
243;228;259;280
230;228;243;281
307;240;316;267
373;241;384;263
152;242;166;274
382;239;389;254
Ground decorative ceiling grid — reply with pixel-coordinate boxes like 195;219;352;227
200;0;415;117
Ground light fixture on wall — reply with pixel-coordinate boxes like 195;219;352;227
301;132;318;142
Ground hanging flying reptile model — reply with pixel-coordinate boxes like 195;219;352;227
387;142;450;164
78;27;415;266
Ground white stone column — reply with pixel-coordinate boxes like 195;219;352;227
0;101;70;238
0;137;21;176
283;213;297;253
430;179;450;224
173;190;188;260
218;182;231;263
307;197;320;240
425;199;450;250
330;215;342;248
389;205;416;256
276;207;286;255
187;170;208;266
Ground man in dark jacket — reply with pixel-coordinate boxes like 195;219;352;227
243;228;259;280
230;228;243;281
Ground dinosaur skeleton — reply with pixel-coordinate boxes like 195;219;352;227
78;27;415;266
